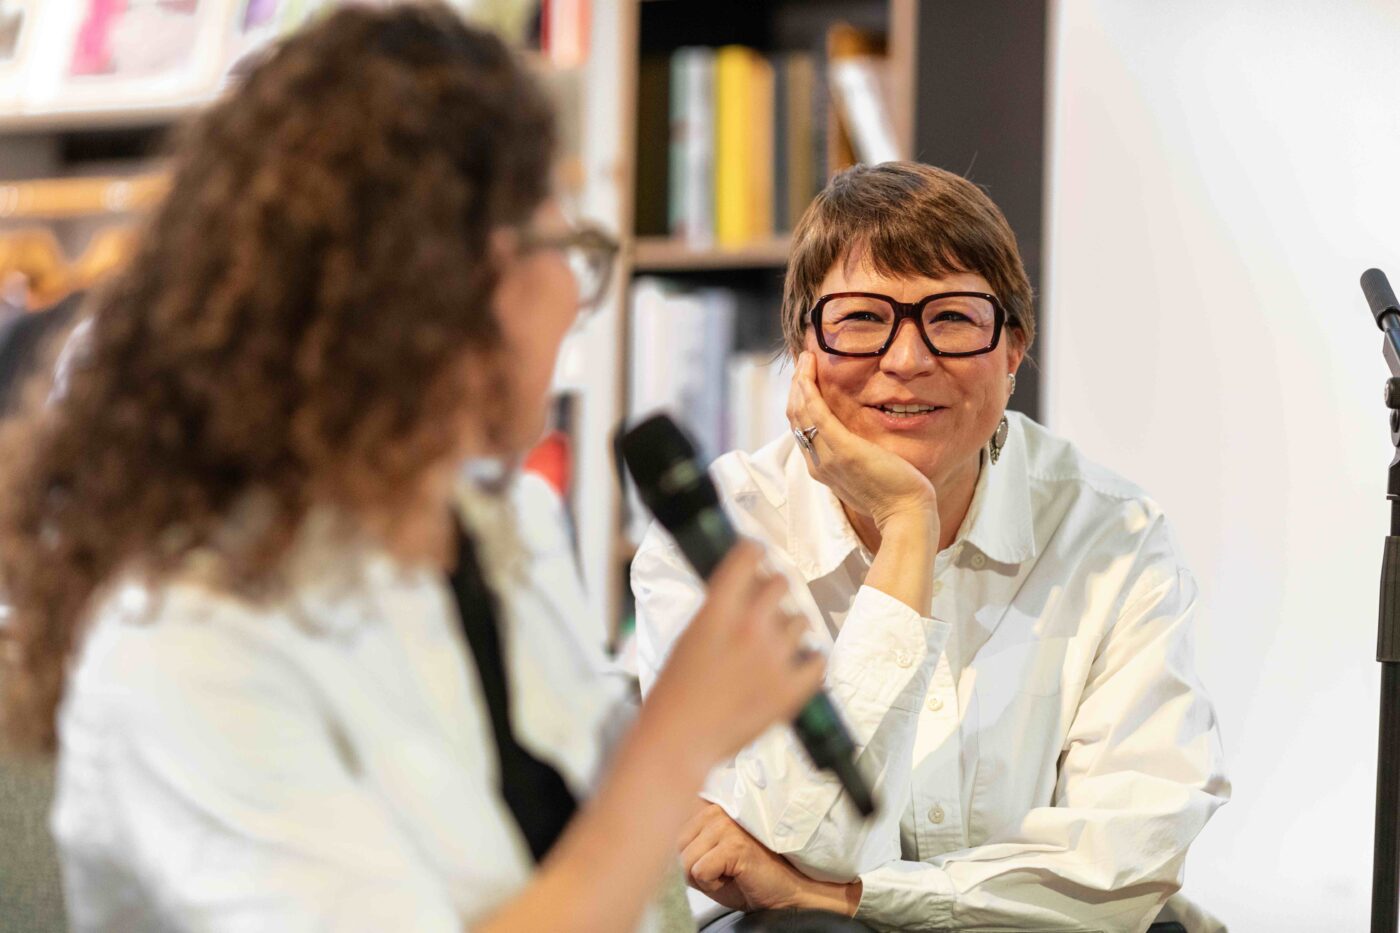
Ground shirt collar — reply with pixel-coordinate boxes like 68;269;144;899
962;412;1038;566
783;434;869;581
781;413;1038;581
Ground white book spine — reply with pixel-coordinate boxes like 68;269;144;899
829;56;902;164
673;48;714;246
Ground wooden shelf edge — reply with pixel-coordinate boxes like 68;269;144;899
0;101;205;135
631;235;791;272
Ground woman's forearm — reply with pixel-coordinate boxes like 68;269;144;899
475;706;710;933
863;509;938;617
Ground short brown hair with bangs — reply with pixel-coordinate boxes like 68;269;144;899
781;161;1035;357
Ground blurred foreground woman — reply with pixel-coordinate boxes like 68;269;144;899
0;5;822;931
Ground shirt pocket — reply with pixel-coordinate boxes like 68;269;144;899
972;637;1068;701
965;637;1071;840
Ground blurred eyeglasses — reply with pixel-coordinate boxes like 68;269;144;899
521;223;619;314
810;291;1007;358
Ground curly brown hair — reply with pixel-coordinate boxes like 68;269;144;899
0;2;556;752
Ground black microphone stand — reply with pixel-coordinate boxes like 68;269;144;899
1366;268;1400;933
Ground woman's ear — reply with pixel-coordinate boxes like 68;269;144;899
1006;331;1028;378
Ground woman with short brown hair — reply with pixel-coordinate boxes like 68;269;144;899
0;5;824;931
634;161;1229;932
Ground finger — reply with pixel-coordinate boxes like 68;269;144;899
680;830;720;878
689;846;736;888
690;808;738;856
704;540;768;614
782;650;828;716
678;802;724;850
793;353;841;437
786;362;803;424
742;572;792;637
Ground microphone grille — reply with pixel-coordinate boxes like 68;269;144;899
1362;268;1399;327
616;414;719;532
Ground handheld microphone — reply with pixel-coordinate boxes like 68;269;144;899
618;413;876;817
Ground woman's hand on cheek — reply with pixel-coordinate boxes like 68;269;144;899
788;352;938;533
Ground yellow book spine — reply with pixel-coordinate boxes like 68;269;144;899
714;45;754;247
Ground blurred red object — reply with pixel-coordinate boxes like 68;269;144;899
540;0;589;69
523;429;572;499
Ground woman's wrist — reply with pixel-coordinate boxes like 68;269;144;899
873;504;939;540
629;691;722;790
864;507;938;616
786;875;863;916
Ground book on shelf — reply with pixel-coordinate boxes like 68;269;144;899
747;52;776;243
826;23;900;165
713;45;758;247
667;47;714;246
641;39;868;250
626;276;736;540
726;351;793;458
635;51;671;237
642;38;883;253
625;277;794;543
780;52;816;233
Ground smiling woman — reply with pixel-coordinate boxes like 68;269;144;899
632;162;1229;933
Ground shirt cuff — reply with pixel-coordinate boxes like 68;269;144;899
855;860;956;930
827;585;951;717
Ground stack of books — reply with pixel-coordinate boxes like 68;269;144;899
625;277;794;541
634;27;899;249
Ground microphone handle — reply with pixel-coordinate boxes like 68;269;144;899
666;510;736;580
795;693;876;816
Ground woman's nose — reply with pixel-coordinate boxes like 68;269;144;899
879;318;936;377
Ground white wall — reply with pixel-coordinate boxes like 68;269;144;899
1045;1;1400;928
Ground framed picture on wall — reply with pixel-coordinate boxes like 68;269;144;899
18;0;231;119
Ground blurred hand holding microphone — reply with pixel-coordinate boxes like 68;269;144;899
619;413;877;818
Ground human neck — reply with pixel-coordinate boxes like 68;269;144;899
844;454;981;556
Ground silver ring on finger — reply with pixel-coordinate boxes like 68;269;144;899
792;425;821;466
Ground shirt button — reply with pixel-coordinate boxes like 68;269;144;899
894;648;913;668
930;580;944;597
928;805;945;824
970;553;987;570
926;696;944;713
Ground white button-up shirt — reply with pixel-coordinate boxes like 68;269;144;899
52;476;642;932
632;412;1230;932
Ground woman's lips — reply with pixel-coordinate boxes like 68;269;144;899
867;404;947;431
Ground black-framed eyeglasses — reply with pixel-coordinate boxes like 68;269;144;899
521;223;619;313
810;291;1007;358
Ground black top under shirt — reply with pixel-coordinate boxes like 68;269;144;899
447;521;578;863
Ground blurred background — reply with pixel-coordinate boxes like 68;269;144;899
0;0;1397;929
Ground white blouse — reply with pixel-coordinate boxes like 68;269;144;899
632;412;1230;933
51;476;640;932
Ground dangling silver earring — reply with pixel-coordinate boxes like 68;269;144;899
988;415;1010;465
1008;372;1017;397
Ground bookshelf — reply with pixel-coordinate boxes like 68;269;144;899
0;0;1052;646
632;235;791;272
604;0;1051;637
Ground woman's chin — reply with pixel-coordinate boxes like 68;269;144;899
859;429;945;473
